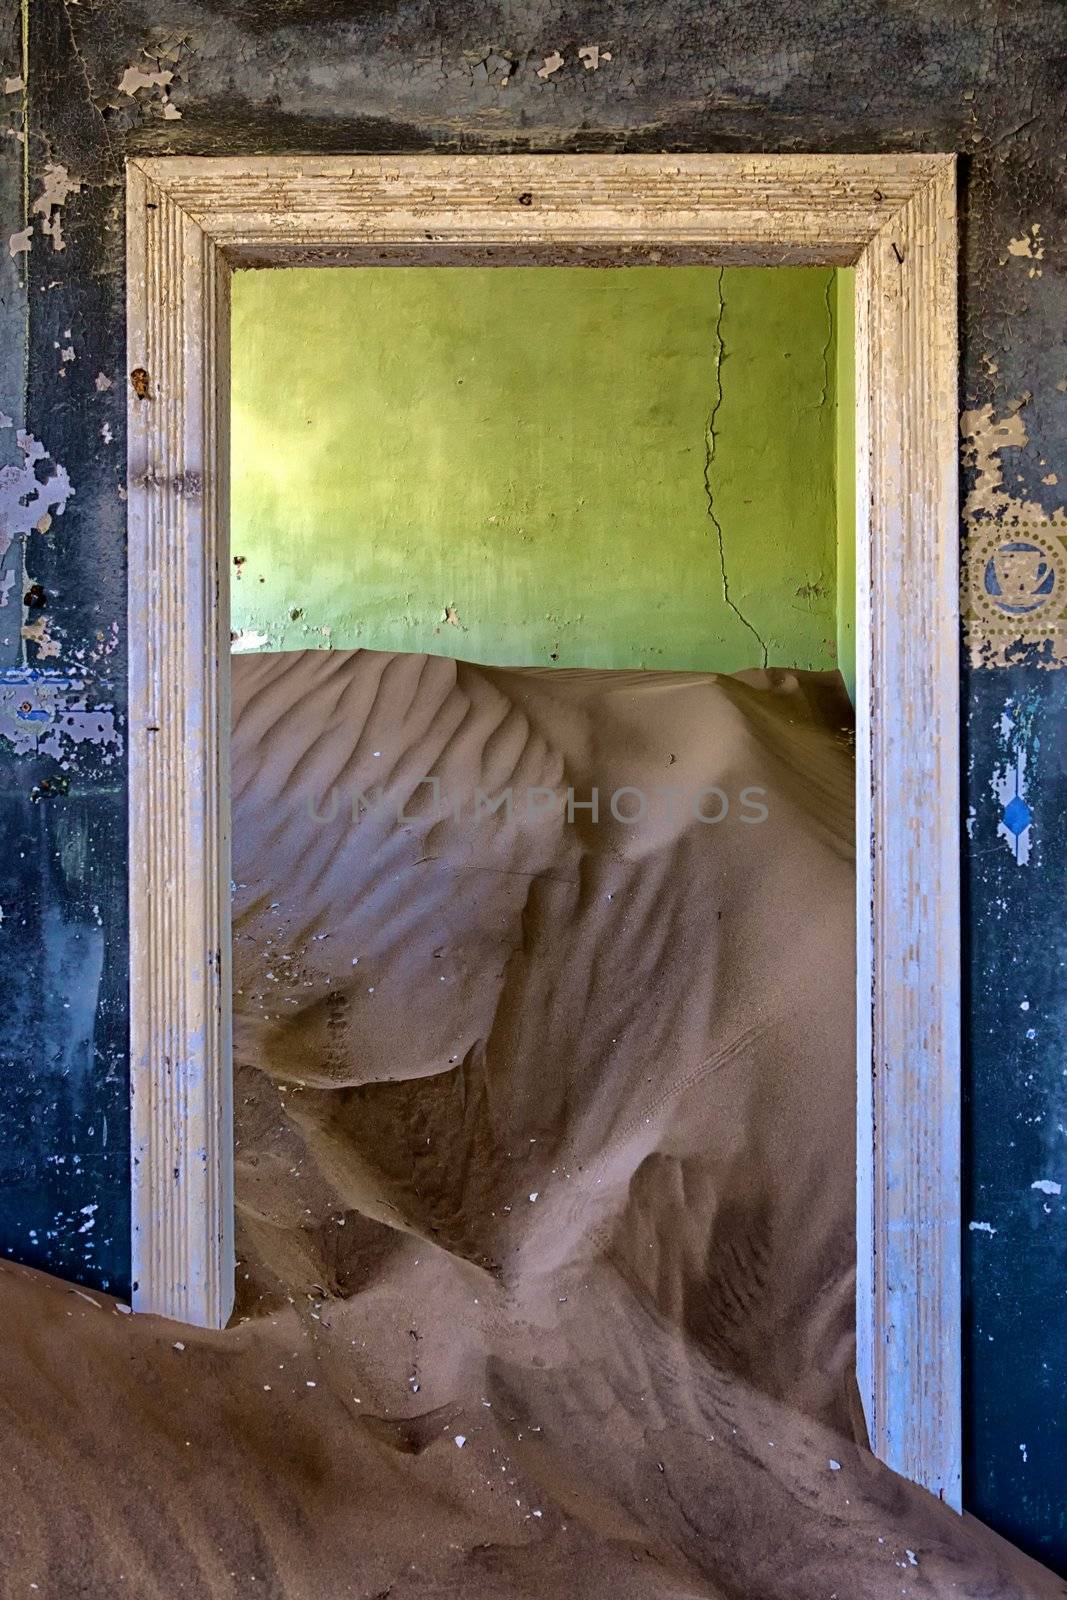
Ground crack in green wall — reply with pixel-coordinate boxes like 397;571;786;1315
231;266;852;678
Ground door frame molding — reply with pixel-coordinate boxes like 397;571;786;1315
126;152;961;1506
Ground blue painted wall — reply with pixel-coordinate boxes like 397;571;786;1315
964;669;1067;1563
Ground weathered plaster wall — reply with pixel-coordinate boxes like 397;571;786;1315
0;0;1064;1567
231;265;842;671
835;268;856;701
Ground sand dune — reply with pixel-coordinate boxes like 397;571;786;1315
0;649;1059;1598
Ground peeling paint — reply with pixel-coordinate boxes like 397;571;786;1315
230;628;271;652
8;226;30;258
0;668;121;762
536;52;564;79
21;614;62;660
992;745;1032;865
578;45;612;70
990;694;1040;865
1006;224;1045;278
962;402;1067;667
118;56;183;119
118;63;173;96
0;432;74;565
31;165;81;254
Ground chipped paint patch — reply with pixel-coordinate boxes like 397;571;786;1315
3;74;25;94
990;694;1040;865
118;63;173;96
962;402;1067;666
118;48;184;120
578;45;612;69
8;225;31;258
991;747;1032;864
21;614;62;660
1031;1179;1062;1197
0;432;74;564
537;51;565;79
230;628;271;652
1006;224;1045;278
31;164;81;253
0;668;122;763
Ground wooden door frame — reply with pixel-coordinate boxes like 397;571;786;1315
126;153;961;1506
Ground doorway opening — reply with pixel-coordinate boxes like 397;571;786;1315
126;154;960;1508
225;261;859;1508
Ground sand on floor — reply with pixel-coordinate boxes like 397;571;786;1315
0;649;1059;1599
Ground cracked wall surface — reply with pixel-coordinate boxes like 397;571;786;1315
231;264;840;673
0;0;1064;1568
702;264;769;667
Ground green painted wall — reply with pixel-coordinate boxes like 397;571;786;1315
836;269;856;702
231;266;849;675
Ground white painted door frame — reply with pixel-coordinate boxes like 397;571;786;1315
126;153;960;1506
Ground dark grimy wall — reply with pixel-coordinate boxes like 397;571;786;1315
0;0;1063;1569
